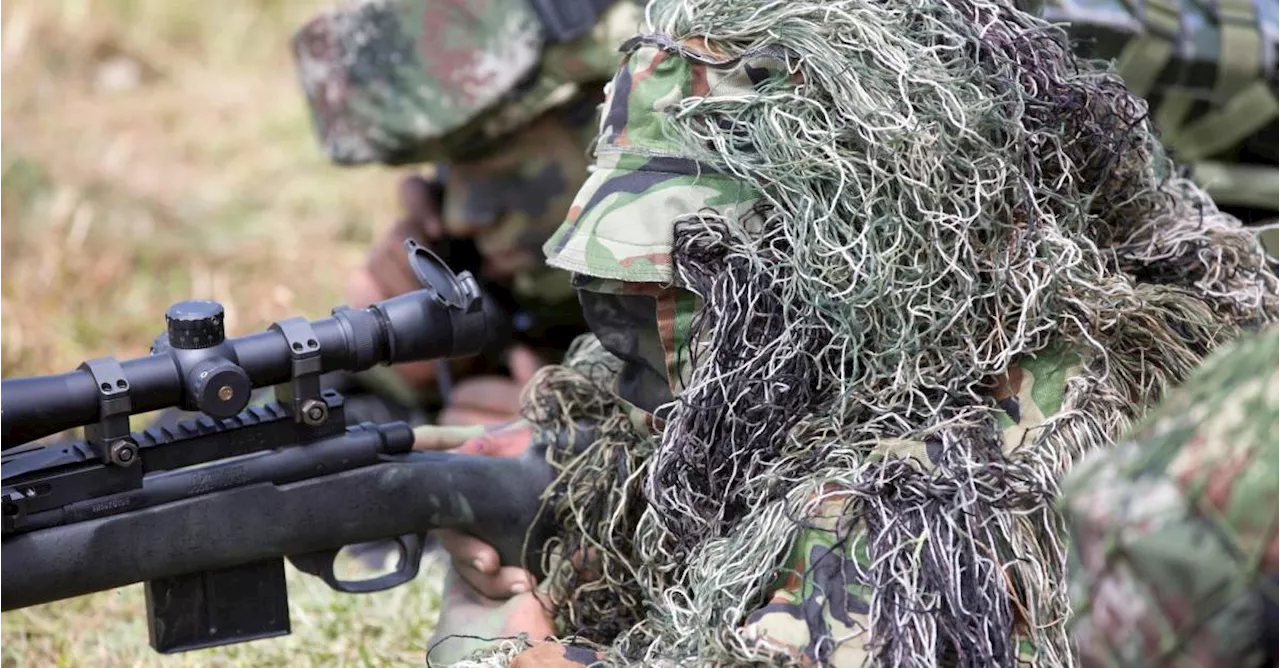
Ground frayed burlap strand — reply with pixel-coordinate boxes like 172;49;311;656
448;635;532;668
518;335;659;643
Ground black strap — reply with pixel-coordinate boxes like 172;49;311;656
530;0;618;43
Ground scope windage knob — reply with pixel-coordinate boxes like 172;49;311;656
186;358;252;418
166;300;226;349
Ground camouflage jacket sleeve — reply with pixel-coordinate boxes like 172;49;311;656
1061;325;1279;668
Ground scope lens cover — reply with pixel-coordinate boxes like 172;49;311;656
404;240;477;308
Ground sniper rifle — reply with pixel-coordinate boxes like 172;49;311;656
0;241;564;654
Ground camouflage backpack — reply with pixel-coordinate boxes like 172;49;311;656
1047;0;1278;225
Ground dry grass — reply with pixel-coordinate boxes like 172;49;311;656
1;0;448;664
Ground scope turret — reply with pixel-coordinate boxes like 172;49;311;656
165;300;227;349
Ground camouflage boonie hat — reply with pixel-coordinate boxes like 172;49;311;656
541;36;792;285
1046;0;1279;211
1062;325;1279;666
293;0;641;166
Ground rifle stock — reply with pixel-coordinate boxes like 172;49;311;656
2;436;554;613
2;422;559;652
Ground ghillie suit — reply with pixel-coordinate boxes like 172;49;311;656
1044;0;1278;224
461;0;1280;665
1062;324;1278;668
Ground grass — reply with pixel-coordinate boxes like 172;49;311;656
2;557;449;668
1;0;449;664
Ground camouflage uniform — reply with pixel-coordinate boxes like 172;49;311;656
291;0;644;407
288;0;644;636
1044;0;1278;241
1061;325;1279;668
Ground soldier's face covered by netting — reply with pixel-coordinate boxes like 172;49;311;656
571;275;702;415
542;38;782;417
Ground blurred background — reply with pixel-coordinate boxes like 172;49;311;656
1;0;448;664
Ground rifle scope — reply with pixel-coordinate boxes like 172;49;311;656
1;241;488;446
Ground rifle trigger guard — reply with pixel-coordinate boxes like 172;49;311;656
287;534;425;594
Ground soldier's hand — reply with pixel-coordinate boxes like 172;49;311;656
399;174;445;242
438;345;543;427
414;420;538;597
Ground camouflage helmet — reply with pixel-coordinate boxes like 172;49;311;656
292;0;640;166
1048;0;1278;216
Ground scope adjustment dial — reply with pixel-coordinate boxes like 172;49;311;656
165;300;226;350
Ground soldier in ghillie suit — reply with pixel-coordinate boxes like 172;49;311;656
290;0;644;426
1062;324;1278;668
411;0;1279;665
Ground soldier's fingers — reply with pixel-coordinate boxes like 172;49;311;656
344;267;388;310
398;174;445;240
398;175;431;213
507;345;544;386
427;418;534;457
460;566;537;600
457;420;534;458
412;424;485;451
433;531;536;598
433;529;501;575
421;212;445;241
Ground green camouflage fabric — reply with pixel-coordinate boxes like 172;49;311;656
1045;0;1279;213
360;113;597;311
292;0;641;165
1061;325;1279;668
542;38;774;285
745;350;1083;665
538;39;771;407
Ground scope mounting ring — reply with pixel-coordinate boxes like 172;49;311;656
78;357;138;466
269;318;326;425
